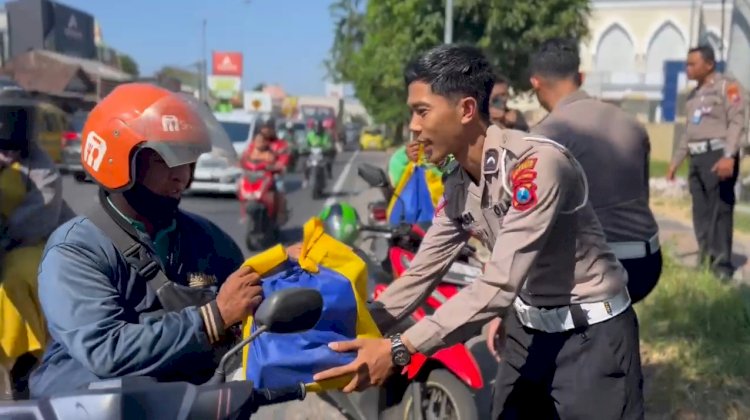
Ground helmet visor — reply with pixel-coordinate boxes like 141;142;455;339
127;94;235;167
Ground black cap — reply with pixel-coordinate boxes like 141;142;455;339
0;104;35;152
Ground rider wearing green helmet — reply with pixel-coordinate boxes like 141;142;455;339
319;202;360;246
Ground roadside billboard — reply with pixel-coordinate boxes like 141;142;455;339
7;0;96;59
51;1;96;58
212;51;243;77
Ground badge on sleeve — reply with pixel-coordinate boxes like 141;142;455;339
511;158;538;211
727;82;742;105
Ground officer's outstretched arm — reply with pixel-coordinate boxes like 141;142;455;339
401;148;575;355
369;205;470;333
38;241;217;379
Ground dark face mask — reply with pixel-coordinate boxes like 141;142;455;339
123;182;180;228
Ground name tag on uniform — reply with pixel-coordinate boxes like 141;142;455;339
691;109;702;124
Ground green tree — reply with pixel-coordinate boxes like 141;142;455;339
157;66;200;90
252;82;266;91
118;53;140;77
466;0;591;90
327;0;591;126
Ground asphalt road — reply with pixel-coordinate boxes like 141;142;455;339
59;149;497;419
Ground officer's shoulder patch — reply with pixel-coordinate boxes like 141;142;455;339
510;158;538;211
726;82;742;105
483;149;500;173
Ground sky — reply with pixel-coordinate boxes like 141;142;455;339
10;0;339;96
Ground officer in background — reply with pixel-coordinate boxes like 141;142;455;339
667;45;747;280
313;44;643;419
489;74;529;131
529;38;662;301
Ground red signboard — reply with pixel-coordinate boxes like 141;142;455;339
212;51;243;76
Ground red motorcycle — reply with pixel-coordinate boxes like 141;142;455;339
320;226;483;420
344;164;485;419
238;159;286;251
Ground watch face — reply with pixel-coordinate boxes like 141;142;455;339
393;348;411;367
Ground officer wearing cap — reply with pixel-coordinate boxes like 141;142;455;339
529;38;662;302
668;45;747;280
313;44;643;419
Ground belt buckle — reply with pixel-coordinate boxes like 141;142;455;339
689;143;706;155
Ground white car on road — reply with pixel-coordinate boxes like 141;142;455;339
188;111;259;195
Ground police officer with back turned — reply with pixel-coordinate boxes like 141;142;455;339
668;45;747;280
529;38;662;302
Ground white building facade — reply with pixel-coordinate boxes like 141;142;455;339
580;0;738;121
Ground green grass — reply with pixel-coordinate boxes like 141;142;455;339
650;160;689;179
637;250;750;418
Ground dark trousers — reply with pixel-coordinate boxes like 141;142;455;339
491;307;644;420
620;250;663;304
688;150;738;277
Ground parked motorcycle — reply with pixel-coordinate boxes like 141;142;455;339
306;146;328;200
0;288;324;420
239;159;286;251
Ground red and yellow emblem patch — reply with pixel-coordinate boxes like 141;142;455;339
727;82;742;105
511;158;538;211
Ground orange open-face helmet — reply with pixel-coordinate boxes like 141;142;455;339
81;83;229;191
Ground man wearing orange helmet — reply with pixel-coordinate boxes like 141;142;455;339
29;84;262;397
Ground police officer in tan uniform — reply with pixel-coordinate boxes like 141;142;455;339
529;38;662;302
668;45;747;280
313;44;644;420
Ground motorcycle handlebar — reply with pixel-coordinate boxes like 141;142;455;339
253;383;306;407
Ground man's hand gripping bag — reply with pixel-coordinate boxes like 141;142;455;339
240;217;381;392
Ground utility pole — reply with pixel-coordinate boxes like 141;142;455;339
201;18;208;101
444;0;453;44
720;0;726;62
688;0;697;46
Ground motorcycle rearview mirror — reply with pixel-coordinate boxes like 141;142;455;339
358;163;394;203
207;288;324;385
255;287;323;333
357;163;389;188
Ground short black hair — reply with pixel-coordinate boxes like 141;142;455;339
689;44;716;64
529;37;580;80
404;44;495;120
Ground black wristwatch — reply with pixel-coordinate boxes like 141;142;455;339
390;334;412;367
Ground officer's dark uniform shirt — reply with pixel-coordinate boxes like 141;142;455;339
532;90;659;243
